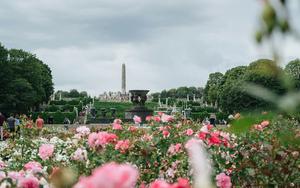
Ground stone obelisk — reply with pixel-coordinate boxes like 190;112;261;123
122;63;126;94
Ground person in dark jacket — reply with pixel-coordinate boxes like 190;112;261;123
7;114;16;133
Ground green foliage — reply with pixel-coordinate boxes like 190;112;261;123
152;87;203;100
32;111;76;124
285;59;300;89
203;72;223;104
0;43;54;114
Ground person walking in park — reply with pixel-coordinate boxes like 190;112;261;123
15;114;21;137
36;115;44;129
7;114;16;138
0;112;5;141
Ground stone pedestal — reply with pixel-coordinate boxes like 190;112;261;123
125;90;153;122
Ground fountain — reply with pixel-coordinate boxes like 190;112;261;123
125;90;153;122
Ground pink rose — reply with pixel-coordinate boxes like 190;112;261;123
18;176;40;188
72;148;88;161
74;162;139;188
88;132;118;148
153;116;161;122
172;178;191;188
113;119;122;124
146;116;152;121
115;140;130;153
198;132;207;140
38;144;54;160
254;124;263;131
186;129;194;136
216;173;232;188
113;123;123;130
260;120;269;128
0;161;6;170
168;143;182;155
128;126;137;132
162;130;170;138
24;161;43;172
133;115;142;124
76;126;90;136
88;132;99;148
149;180;171;188
161;114;174;123
208;132;221;146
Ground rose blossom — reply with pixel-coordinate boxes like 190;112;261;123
161;114;174;123
128;126;137;132
162;130;170;138
168;143;182;155
216;173;232;188
72;148;88;161
24;161;43;172
74;162;138;188
113;119;122;124
18;176;40;188
208;132;221;146
88;132;118;148
115;140;130;153
146;116;152;121
0;161;6;170
133;115;142;124
38;144;54;160
76;126;90;136
198;132;207;140
149;180;171;188
153;116;161;122
185;129;194;136
113;123;123;130
260;120;269;127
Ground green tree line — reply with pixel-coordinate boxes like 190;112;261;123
204;59;300;113
0;42;54;114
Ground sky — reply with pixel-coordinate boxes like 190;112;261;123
1;0;300;96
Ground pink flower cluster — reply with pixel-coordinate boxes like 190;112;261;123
113;119;123;130
74;162;138;188
88;132;118;148
185;129;194;136
147;178;191;188
0;161;6;170
168;143;182;155
146;113;174;123
24;161;43;173
115;140;130;153
216;173;232;188
72;148;88;161
76;126;91;136
38;144;54;160
253;120;270;131
197;125;231;147
0;161;46;187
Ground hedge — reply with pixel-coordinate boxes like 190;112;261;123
32;112;76;124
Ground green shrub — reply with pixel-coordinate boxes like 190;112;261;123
32;112;76;124
45;105;60;112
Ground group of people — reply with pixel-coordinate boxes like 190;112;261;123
0;112;44;140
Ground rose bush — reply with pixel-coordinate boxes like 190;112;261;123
0;113;298;187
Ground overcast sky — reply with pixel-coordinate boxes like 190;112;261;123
1;0;300;96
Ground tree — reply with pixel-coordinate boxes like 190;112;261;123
203;72;223;104
0;43;54;114
285;59;300;89
69;89;80;98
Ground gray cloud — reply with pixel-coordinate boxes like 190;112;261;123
1;0;300;96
